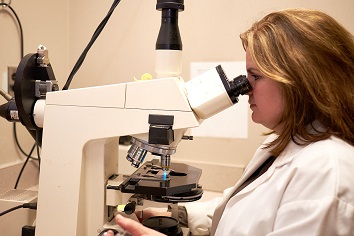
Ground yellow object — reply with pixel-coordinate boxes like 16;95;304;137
117;205;125;212
134;73;152;81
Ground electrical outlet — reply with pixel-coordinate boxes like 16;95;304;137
7;66;17;97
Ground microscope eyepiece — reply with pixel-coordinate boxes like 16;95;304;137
214;65;251;104
227;75;252;103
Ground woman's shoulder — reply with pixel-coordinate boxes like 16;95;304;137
304;135;354;159
289;135;354;172
287;136;354;204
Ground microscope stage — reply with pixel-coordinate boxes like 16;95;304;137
119;159;203;202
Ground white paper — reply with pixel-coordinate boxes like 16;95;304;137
189;61;249;139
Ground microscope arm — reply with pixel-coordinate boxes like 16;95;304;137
34;76;200;236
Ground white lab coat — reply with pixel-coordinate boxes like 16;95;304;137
185;134;354;235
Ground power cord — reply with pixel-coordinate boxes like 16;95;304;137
13;124;40;189
35;130;41;167
0;202;37;217
13;124;38;160
0;1;24;57
4;0;122;187
1;1;40;186
14;144;36;189
62;0;121;90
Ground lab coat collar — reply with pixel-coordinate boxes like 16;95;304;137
234;137;308;197
228;134;279;196
210;134;277;235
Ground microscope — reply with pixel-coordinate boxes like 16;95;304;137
0;1;251;235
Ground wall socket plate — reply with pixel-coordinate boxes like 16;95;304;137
7;66;17;97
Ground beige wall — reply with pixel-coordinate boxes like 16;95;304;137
0;0;353;190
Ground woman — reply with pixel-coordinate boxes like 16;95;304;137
107;8;354;236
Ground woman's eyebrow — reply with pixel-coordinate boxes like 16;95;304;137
246;67;260;73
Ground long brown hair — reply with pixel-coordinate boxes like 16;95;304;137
240;9;354;156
